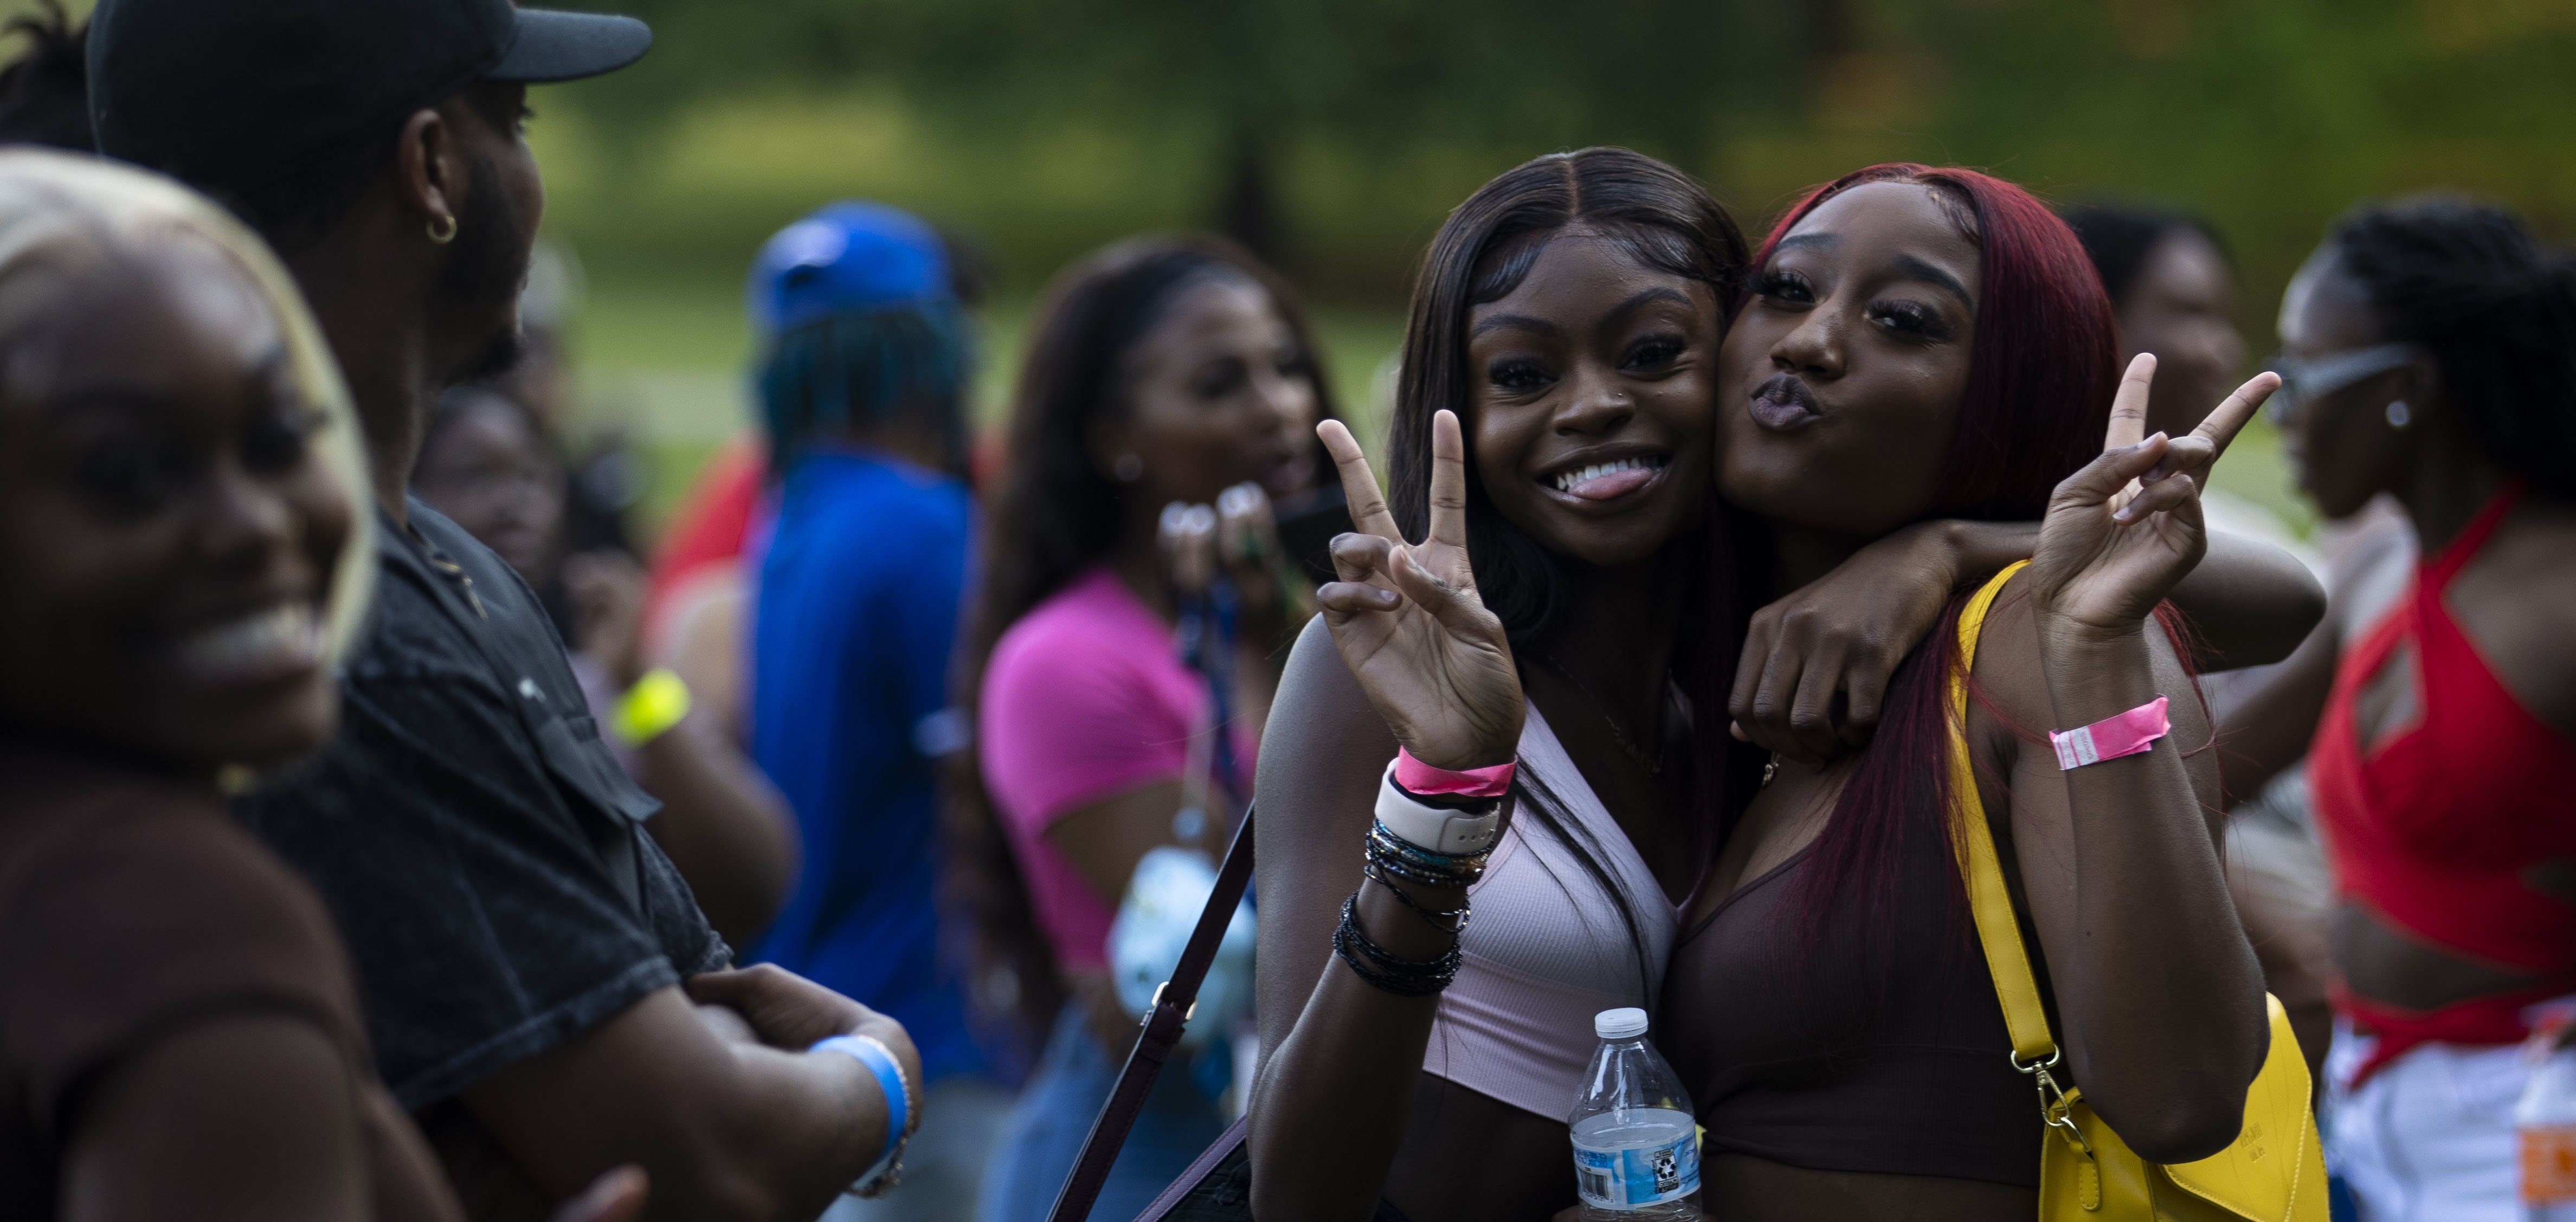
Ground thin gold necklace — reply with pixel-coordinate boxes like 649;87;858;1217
1536;652;1664;777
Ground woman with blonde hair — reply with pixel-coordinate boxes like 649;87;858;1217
0;149;637;1222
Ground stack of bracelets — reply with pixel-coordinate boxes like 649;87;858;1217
1333;749;1512;997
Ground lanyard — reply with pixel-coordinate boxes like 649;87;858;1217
1173;574;1242;846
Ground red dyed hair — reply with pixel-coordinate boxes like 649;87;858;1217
1734;165;2122;995
1751;164;2119;520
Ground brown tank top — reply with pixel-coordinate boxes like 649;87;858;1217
1659;823;2044;1187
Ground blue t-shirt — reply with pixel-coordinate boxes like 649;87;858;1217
749;451;983;1081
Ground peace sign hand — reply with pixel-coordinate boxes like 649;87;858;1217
1315;411;1525;770
2027;354;2282;641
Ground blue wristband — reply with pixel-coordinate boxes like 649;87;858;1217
811;1035;909;1180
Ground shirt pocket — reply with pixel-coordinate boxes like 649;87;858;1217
530;711;660;828
531;711;661;915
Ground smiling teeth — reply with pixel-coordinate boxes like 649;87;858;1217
1553;455;1666;492
173;604;322;680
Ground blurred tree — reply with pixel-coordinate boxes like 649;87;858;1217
552;0;1806;267
509;0;2576;314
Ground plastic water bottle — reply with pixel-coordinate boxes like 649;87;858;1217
2521;1040;2576;1220
1569;1007;1702;1220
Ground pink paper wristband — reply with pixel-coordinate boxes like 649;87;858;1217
1394;747;1516;798
2049;696;2171;771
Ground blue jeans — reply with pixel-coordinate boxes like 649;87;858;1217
978;1006;1230;1222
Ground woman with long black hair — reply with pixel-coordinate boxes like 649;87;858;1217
1242;150;2319;1222
951;234;1338;1222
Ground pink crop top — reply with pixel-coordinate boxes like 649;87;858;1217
979;566;1254;972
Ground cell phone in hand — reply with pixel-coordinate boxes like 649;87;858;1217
1272;483;1355;587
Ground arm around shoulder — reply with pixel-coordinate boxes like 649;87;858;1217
2168;531;2327;671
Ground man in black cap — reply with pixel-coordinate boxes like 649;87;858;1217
88;3;923;1219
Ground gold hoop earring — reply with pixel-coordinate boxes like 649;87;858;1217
427;214;458;245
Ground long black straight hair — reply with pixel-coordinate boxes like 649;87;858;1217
942;234;1340;1061
1385;147;1754;996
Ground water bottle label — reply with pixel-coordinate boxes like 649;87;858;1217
1572;1131;1700;1209
2526;1124;2576;1203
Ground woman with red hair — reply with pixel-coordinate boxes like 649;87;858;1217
1652;164;2275;1218
1252;155;2311;1222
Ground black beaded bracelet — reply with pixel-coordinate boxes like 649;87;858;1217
1365;826;1486;888
1332;893;1461;996
1370;818;1490;869
1363;841;1480;890
1362;861;1472;934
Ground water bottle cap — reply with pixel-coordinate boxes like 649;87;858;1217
1594;1007;1649;1040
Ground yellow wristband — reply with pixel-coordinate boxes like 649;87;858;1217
610;667;692;747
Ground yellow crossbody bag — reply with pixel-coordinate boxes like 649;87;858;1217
1950;564;2327;1221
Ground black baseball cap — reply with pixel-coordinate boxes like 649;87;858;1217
88;0;650;191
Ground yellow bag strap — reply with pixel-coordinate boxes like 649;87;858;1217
1947;560;2060;1066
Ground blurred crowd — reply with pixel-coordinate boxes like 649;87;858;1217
0;4;2569;1222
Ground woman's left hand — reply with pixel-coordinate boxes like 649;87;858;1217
2028;354;2279;641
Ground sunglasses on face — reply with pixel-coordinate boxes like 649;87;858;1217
2262;343;2420;425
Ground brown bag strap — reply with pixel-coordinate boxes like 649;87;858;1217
1046;807;1258;1222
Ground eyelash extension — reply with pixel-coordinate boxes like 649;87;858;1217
1488;358;1552;391
1624;334;1686;368
1868;299;1952;340
1747;268;1813;301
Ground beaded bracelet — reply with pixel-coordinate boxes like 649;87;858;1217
1367;824;1487;887
1362;861;1472;934
1331;893;1462;996
1366;839;1484;890
1371;818;1489;869
1364;840;1481;890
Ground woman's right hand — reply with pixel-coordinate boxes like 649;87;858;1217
1313;411;1523;770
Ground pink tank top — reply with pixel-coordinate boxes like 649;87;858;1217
1421;706;1679;1121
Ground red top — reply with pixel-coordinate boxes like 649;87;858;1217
2311;481;2576;1082
642;434;766;641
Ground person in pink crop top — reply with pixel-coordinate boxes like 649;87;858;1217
981;566;1261;979
951;235;1339;1222
2265;198;2576;1222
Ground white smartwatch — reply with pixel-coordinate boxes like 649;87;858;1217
1375;764;1502;856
